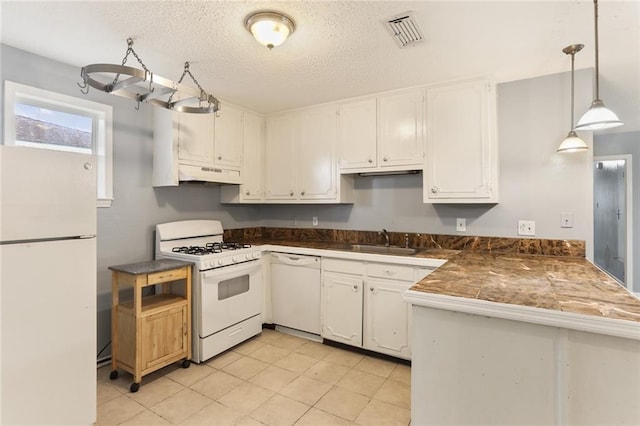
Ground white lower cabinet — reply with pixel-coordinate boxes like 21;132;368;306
321;261;364;346
321;258;430;360
365;278;412;359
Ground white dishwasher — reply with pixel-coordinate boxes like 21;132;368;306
271;252;321;335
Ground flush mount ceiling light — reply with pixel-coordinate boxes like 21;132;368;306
558;44;589;153
575;0;623;131
245;11;295;49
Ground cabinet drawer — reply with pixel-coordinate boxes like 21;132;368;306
322;258;365;275
367;263;414;281
148;267;188;285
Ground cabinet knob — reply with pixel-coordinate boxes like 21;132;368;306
218;156;222;160
369;287;374;292
383;156;388;162
301;191;305;196
352;285;359;292
290;191;294;196
431;186;439;194
245;191;250;196
368;158;373;163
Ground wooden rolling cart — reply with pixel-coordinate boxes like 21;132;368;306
108;259;193;392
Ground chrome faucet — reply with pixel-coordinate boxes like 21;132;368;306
379;229;390;247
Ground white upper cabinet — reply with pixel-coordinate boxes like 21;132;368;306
214;104;243;169
264;105;353;204
265;112;298;200
241;112;265;200
377;89;425;168
299;105;338;200
176;112;215;166
338;98;377;170
220;111;265;203
338;90;425;174
152;109;241;186
423;78;498;203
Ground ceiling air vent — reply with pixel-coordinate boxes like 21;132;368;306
384;12;424;48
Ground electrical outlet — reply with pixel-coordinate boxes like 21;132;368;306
456;218;466;232
560;212;574;228
312;216;318;226
518;220;535;236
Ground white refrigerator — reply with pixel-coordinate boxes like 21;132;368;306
0;145;96;425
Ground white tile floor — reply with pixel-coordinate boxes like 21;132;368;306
97;329;411;425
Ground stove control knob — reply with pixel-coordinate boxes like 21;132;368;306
217;259;224;266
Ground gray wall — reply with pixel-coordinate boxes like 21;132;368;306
594;131;640;293
0;45;263;358
2;44;598;359
260;70;596;260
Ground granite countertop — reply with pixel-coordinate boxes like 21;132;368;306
248;235;640;326
411;251;640;324
252;238;458;260
108;258;194;275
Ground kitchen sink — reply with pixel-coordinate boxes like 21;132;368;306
348;244;417;255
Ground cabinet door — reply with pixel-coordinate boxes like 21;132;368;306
177;112;215;166
299;105;337;200
265;113;298;200
141;305;188;370
241;112;264;200
378;90;424;167
322;272;363;347
338;98;377;170
214;104;243;168
424;78;497;203
364;279;411;359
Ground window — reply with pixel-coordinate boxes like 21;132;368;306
3;81;113;207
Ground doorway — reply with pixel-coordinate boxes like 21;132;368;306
593;155;633;290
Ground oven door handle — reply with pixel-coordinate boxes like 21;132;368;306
202;261;260;281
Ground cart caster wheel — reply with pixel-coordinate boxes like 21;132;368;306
130;383;140;393
109;370;118;380
181;359;191;369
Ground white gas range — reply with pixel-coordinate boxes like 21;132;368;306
155;220;263;363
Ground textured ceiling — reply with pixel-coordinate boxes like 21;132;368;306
1;1;638;130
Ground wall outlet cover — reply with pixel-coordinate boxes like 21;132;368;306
560;212;574;228
312;216;318;226
518;220;535;236
456;218;466;232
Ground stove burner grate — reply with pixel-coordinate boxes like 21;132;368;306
170;242;252;256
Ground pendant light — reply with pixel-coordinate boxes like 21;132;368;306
245;11;296;50
558;44;589;153
575;0;623;131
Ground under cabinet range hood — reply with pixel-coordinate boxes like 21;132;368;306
178;164;241;185
358;170;421;177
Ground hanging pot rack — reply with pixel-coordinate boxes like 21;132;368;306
78;38;219;114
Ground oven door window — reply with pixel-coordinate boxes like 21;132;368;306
218;275;249;300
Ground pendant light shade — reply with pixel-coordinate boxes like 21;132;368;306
576;0;623;131
575;99;622;130
558;131;589;153
558;44;588;153
245;11;295;50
